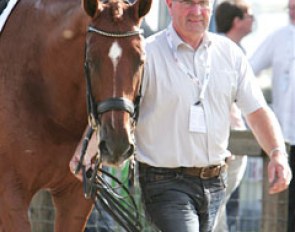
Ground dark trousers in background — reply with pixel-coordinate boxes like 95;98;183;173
226;187;240;231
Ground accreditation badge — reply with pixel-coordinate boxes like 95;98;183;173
189;104;207;133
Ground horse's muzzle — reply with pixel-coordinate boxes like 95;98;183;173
99;139;135;165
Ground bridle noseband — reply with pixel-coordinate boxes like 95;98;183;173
84;26;143;129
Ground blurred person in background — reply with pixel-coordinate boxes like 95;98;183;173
250;0;295;231
213;1;254;231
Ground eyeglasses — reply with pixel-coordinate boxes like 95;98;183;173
243;13;255;20
174;0;212;10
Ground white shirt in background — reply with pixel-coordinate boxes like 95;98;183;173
250;25;295;145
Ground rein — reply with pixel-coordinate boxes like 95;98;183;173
75;126;149;232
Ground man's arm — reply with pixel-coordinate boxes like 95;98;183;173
245;107;292;194
249;34;274;76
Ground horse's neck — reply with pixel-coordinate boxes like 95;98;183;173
33;0;81;18
2;0;89;128
39;5;89;124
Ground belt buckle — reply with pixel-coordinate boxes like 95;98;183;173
200;167;211;179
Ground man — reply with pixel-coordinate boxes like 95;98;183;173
250;0;295;231
71;0;292;231
135;0;291;231
213;1;254;231
215;0;253;51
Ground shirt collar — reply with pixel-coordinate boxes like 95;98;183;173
167;23;212;52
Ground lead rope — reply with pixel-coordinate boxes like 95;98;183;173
75;128;160;232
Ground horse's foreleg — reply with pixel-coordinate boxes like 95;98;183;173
51;177;93;232
0;217;5;232
0;173;32;232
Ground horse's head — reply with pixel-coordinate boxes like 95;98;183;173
82;0;152;165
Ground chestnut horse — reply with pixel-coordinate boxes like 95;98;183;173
0;0;151;231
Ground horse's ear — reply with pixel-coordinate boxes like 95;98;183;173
133;0;152;19
82;0;101;17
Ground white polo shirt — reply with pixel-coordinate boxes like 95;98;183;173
135;24;266;168
250;25;295;145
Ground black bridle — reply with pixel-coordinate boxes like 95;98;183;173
84;26;143;130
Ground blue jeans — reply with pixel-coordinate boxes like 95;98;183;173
139;164;227;232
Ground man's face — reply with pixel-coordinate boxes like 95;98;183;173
166;0;213;37
239;11;254;37
289;0;295;24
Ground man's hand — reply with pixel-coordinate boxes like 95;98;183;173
268;151;292;194
69;126;98;181
245;108;292;194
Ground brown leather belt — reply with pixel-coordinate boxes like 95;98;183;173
139;163;227;179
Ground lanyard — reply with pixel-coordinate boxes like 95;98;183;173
199;64;210;102
166;29;211;104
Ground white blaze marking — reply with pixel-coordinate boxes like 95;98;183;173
108;41;122;74
108;41;122;129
